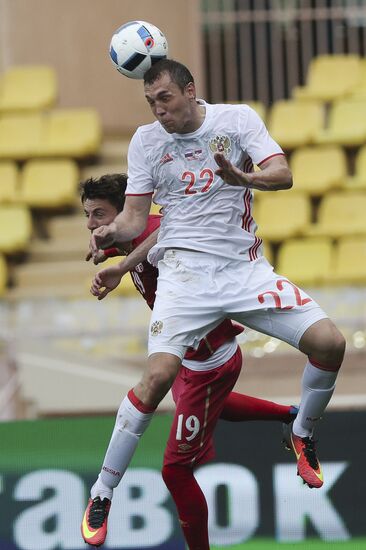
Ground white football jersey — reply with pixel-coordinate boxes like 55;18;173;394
126;101;284;265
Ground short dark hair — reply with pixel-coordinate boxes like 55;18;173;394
79;173;127;213
143;59;194;92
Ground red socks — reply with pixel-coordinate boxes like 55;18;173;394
221;391;294;423
162;464;210;550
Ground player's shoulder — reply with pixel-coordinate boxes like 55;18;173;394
210;101;254;114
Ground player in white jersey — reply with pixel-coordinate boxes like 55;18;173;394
90;60;345;502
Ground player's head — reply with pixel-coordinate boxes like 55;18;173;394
80;173;127;231
143;59;199;134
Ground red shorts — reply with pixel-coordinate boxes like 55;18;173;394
163;346;242;468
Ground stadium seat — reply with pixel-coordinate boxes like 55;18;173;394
344;144;366;191
290;146;347;196
267;100;324;149
0;253;8;296
0;161;19;203
276;237;333;286
39;108;102;158
0;113;44;160
20;159;79;209
261;240;273;266
0;204;32;254
150;202;162;215
0;65;57;112
306;191;366;238
293;54;363;102
348;58;366;99
255;192;311;242
315;98;366;147
331;236;366;284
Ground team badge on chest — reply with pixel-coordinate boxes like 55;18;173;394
209;135;232;157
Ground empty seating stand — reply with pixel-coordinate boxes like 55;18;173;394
0;65;57;112
20;159;80;209
268;100;324;149
290;146;347;196
293;54;363;102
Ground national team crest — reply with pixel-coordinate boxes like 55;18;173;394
209;135;232;156
150;320;163;336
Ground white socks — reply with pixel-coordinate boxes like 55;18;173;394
293;360;338;438
91;394;154;501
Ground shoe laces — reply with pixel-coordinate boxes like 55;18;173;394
88;498;109;528
302;437;319;469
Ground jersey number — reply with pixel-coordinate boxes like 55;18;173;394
176;414;200;441
181;168;214;195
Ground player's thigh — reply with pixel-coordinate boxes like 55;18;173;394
232;305;328;350
163;348;242;467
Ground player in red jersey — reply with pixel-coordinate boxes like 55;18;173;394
80;173;298;549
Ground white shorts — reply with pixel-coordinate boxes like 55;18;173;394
148;250;328;360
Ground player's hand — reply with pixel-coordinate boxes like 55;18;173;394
214;153;252;187
89;222;117;256
90;265;123;300
85;250;107;265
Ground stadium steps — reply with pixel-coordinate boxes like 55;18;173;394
8;259;96;299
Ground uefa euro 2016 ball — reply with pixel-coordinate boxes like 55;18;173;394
109;21;168;79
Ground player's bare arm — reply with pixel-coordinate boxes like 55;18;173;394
90;195;151;256
214;152;292;191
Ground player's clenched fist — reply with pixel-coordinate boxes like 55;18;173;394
89;221;117;256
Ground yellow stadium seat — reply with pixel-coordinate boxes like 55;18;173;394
293;55;363;102
268;100;324;149
344;144;366;191
0;161;19;203
255;192;311;242
0;65;57;112
306;191;366;238
0;113;44;160
276;237;333;286
315;98;366;147
290;146;347;196
0;253;8;296
261;240;273;266
0;204;32;254
348;58;366;99
20;159;79;209
331;236;366;284
39;108;102;158
150;202;162;215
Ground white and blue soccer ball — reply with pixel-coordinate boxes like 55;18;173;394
109;20;168;79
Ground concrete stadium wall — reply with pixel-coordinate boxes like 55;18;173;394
0;0;204;133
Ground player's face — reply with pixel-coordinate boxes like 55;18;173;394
83;198;133;254
84;198;118;231
144;72;197;134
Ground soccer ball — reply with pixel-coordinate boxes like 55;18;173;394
109;20;168;79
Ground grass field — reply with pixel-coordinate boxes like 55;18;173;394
212;540;366;550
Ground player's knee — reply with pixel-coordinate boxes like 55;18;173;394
162;463;191;493
302;320;346;368
145;365;176;400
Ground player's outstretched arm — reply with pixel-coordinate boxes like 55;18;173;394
214;152;292;191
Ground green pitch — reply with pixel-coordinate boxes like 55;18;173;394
212;539;366;550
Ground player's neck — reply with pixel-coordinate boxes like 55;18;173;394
181;102;206;134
